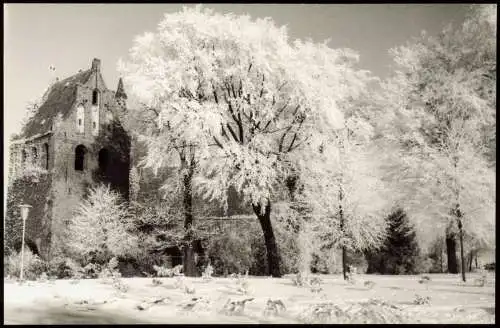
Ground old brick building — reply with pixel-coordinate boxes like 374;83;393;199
6;58;130;260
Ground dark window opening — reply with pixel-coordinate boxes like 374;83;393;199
98;148;110;173
92;89;99;106
21;150;27;164
75;144;86;171
32;147;38;164
93;122;96;129
78;119;82;126
43;143;49;169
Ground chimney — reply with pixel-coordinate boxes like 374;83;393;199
91;58;101;72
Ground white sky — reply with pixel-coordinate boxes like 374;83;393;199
3;3;471;214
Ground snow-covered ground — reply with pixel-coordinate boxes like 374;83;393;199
3;273;495;324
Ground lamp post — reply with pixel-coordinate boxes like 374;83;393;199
18;204;32;281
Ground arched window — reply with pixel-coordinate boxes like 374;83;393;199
43;143;49;169
31;147;38;165
92;89;99;106
21;149;27;165
98;148;109;173
74;144;86;171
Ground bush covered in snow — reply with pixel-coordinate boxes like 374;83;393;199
4;248;48;280
67;185;138;266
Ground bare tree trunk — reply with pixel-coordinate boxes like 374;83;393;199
342;246;348;280
182;155;197;277
339;186;349;280
468;251;474;272
458;218;466;282
445;222;459;274
253;200;282;278
475;253;478;269
440;248;443;273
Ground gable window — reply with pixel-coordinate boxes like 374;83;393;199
92;89;99;106
31;147;38;165
76;105;84;133
74;144;86;171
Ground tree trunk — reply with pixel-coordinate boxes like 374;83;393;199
468;251;474;272
445;231;459;274
338;187;349;280
183;245;196;277
440;249;443;273
342;246;349;280
253;200;282;278
458;219;466;282
475;254;478;269
182;157;197;277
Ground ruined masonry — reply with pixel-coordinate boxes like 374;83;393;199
6;58;131;260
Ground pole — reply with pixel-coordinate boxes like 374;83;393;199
20;216;26;281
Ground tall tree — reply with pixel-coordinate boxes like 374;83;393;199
118;6;368;277
293;91;391;280
122;98;201;276
379;4;496;281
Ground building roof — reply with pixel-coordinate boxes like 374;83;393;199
17;69;93;140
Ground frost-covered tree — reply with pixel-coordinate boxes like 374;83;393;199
67;185;138;265
379;4;496;281
299;106;390;279
119;62;201;276
117;6;371;277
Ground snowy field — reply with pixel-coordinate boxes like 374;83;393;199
4;273;495;324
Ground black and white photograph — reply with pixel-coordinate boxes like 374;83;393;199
3;3;496;324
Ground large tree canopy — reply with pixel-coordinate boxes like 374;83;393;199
378;4;496;280
119;5;372;277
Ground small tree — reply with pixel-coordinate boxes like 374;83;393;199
296;97;391;280
67;184;138;265
366;208;420;274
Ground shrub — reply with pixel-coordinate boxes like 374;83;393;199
207;225;256;276
413;294;431;305
414;256;434;274
5;248;48;280
202;262;214;281
83;263;102;278
67;185;138;265
99;257;122;281
484;262;495;271
47;256;84;279
153;264;183;277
